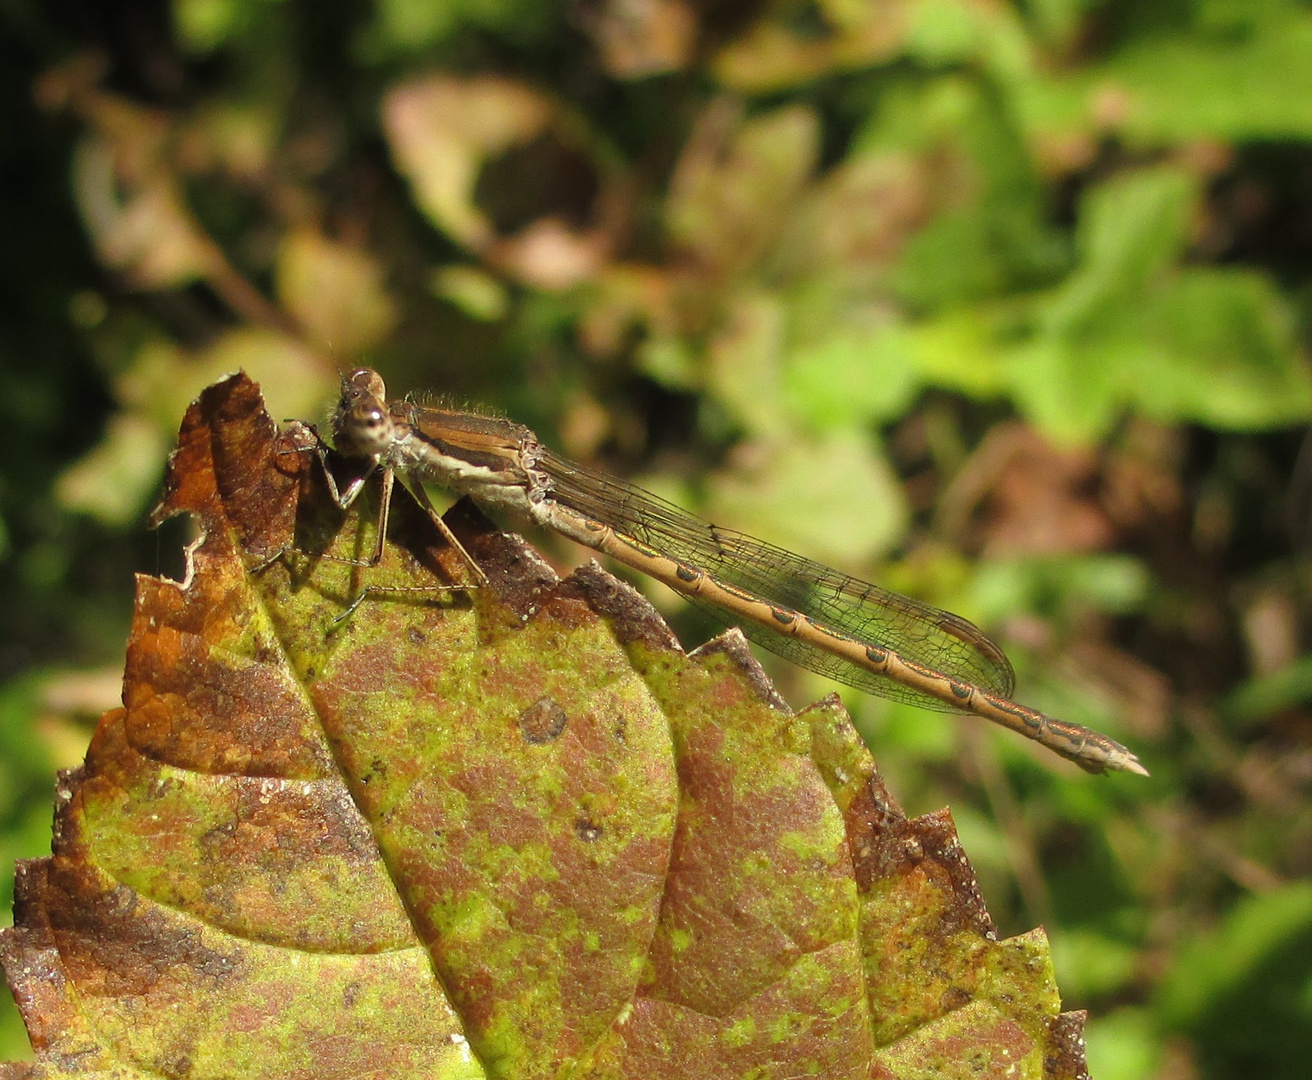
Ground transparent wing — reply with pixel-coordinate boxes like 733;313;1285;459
538;450;1016;711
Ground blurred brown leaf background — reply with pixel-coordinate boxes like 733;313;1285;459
1;1;1310;1076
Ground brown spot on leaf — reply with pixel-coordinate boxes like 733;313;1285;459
520;695;569;743
574;818;603;843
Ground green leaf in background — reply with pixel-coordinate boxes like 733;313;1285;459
1219;652;1312;728
888;312;1012;399
665;104;821;281
1083;1007;1160;1080
904;0;1031;73
275;229;397;355
174;0;268;55
708;426;909;569
1023;3;1312;143
55;413;172;527
1004;167;1312;439
1050;927;1139;1000
430;265;511;323
970;555;1151;625
1058;166;1196;308
870;76;1069;308
705;290;788;435
366;0;553;54
1009;264;1312;439
784;314;922;430
1157;882;1312;1080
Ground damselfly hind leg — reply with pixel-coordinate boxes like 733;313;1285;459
256;426;487;619
328;472;488;624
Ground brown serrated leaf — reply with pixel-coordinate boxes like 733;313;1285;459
1;373;1093;1079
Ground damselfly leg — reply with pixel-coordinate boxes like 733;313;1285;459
255;424;486;620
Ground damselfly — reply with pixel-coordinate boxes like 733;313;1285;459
287;367;1146;777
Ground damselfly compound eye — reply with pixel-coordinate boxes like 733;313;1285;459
349;368;387;401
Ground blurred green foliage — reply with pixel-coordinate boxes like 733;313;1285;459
1;0;1310;1074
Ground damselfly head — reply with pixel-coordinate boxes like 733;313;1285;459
333;367;395;458
341;367;387;400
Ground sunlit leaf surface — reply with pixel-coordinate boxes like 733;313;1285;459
1;375;1092;1077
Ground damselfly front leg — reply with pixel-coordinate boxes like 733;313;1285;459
256;423;486;620
302;424;486;581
